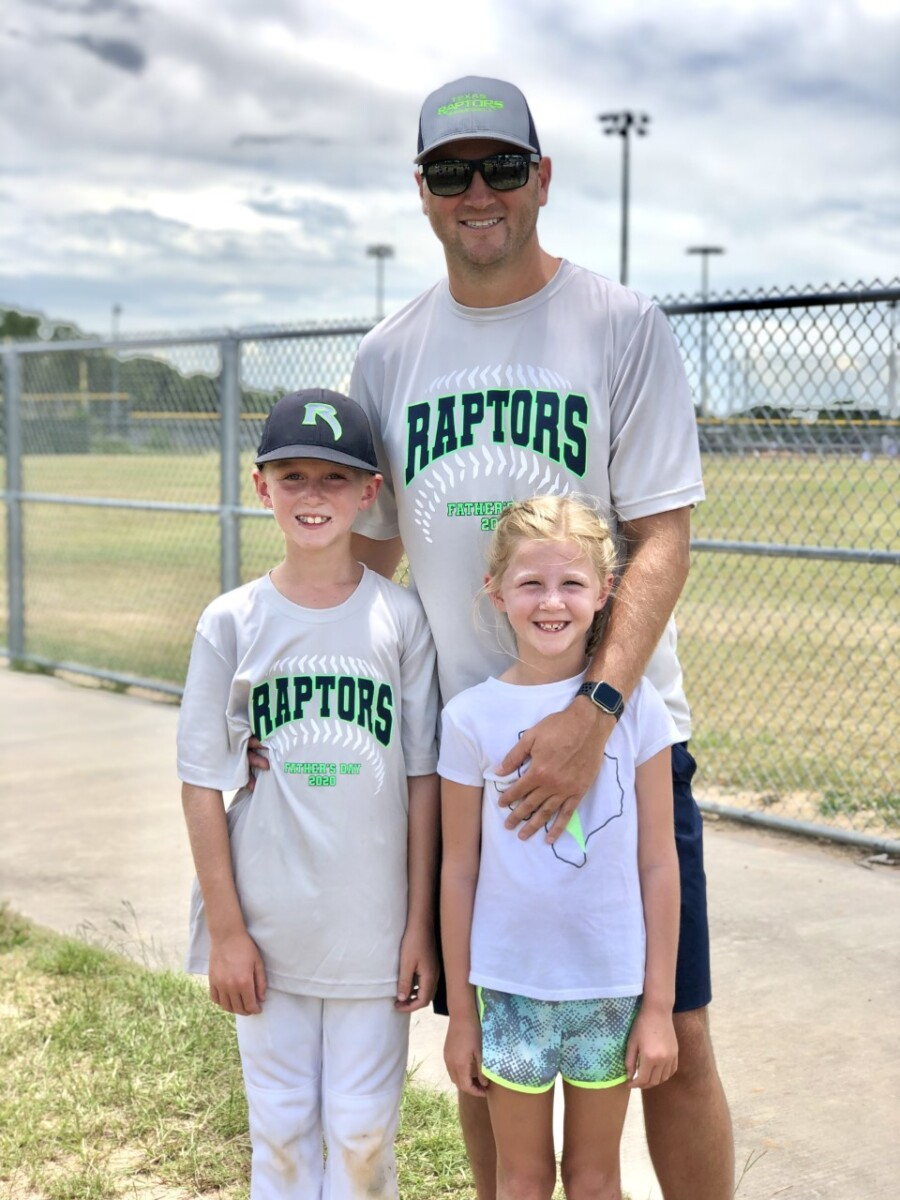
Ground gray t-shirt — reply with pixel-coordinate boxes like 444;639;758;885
177;569;439;998
351;260;704;737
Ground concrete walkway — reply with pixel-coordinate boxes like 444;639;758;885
1;667;898;1199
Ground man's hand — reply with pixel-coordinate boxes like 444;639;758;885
494;699;615;842
443;1013;489;1096
625;1003;679;1089
208;930;267;1016
246;736;269;791
395;924;439;1013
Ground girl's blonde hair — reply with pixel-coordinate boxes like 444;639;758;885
485;495;619;658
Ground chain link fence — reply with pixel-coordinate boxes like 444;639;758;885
2;285;898;850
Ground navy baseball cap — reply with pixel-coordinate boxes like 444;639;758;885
415;75;541;164
255;388;378;474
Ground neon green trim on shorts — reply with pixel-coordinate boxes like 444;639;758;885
561;1072;628;1089
482;1064;555;1094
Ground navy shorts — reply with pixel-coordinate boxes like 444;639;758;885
432;740;712;1018
671;742;712;1012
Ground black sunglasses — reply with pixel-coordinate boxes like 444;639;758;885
421;152;541;197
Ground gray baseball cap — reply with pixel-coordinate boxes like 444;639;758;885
415;75;541;164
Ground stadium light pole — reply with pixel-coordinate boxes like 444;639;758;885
888;301;898;420
687;246;725;418
111;303;122;435
687;245;725;303
366;244;394;321
598;111;651;286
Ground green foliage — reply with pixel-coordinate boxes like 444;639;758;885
0;309;41;340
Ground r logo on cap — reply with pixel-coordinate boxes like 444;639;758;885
303;402;342;440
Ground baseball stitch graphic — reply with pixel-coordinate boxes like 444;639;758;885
413;363;576;543
266;653;387;794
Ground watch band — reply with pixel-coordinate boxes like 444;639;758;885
577;680;625;721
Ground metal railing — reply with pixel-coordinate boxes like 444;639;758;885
2;285;898;850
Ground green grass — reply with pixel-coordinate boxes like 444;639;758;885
678;550;898;830
0;906;477;1200
1;450;897;832
694;454;897;550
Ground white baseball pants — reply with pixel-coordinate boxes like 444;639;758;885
235;989;410;1199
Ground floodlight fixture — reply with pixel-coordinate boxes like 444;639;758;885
598;111;652;285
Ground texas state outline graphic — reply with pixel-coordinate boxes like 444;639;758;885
549;752;624;868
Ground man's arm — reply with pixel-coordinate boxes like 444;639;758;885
181;783;267;1014
396;772;440;1012
351;533;405;580
495;506;692;841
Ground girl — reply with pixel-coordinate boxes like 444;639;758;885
438;495;680;1200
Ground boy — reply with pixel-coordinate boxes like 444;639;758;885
177;388;440;1200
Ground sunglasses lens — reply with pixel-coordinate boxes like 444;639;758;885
425;161;472;196
424;154;533;197
482;155;529;190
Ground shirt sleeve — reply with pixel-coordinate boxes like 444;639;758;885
608;304;706;522
437;698;486;788
350;347;402;541
176;627;251;791
630;677;681;766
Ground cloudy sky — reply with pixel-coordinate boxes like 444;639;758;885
1;0;898;336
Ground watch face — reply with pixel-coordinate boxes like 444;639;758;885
591;682;624;713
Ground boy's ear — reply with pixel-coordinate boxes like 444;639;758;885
358;473;383;510
253;468;272;508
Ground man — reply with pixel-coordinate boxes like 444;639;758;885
280;75;732;1197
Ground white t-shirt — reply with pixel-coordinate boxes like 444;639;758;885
351;260;704;736
438;675;678;1001
177;569;439;999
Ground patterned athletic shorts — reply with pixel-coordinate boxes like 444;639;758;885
477;986;641;1093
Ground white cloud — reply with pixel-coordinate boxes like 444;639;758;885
0;0;897;332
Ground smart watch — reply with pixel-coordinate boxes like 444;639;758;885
577;680;625;721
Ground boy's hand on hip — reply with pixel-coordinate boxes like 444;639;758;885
208;931;268;1016
495;700;612;843
246;736;269;792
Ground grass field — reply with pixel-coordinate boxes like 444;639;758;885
0;906;477;1200
0;450;897;832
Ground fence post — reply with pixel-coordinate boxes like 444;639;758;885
3;350;25;664
219;335;241;595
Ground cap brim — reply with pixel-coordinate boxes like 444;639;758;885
415;133;538;164
254;445;378;473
